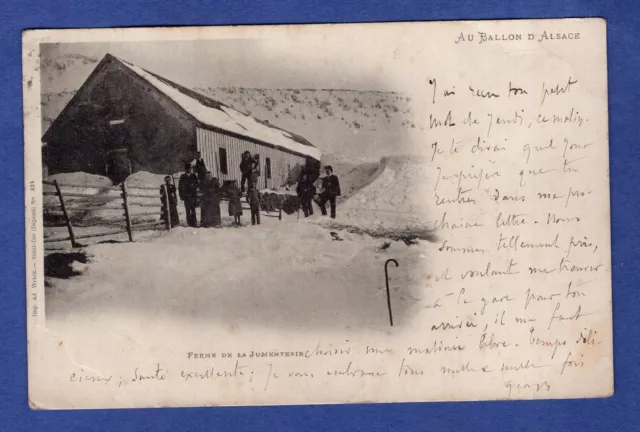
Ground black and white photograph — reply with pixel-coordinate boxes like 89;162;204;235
39;39;434;330
24;21;613;409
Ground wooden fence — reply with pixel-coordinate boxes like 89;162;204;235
43;180;171;248
43;179;284;248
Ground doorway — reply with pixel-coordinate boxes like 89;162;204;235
105;148;132;184
103;116;131;183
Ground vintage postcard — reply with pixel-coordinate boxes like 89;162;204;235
23;19;612;409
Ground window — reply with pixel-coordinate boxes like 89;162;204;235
219;147;228;175
265;157;272;179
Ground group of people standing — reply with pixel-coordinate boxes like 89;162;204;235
160;151;342;229
296;164;341;219
160;151;261;229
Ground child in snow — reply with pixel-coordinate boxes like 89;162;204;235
227;180;243;226
247;183;261;225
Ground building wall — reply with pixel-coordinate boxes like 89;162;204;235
196;127;308;190
43;58;196;182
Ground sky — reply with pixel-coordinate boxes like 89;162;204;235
40;39;398;94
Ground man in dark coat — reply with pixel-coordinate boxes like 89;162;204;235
317;165;341;219
251;154;261;183
179;163;199;227
193;151;208;187
200;172;222;228
296;168;316;218
239;151;253;194
160;175;180;227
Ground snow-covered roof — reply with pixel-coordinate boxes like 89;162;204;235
115;56;322;161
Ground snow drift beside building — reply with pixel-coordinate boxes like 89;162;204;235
316;155;436;240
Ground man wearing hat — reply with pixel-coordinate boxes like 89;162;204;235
193;151;208;188
239;151;253;194
317;165;341;219
178;163;199;227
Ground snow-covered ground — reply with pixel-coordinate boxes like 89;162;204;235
44;171;165;227
317;155;437;239
44;155;436;332
45;214;431;332
320;153;382;200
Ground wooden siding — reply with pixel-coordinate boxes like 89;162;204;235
196;127;306;189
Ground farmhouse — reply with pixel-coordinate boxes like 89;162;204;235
42;54;322;185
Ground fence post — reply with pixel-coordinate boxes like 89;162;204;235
53;180;78;248
121;182;134;242
278;202;282;221
162;184;171;231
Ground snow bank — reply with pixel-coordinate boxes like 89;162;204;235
286;153;381;204
320;153;382;199
124;171;166;190
44;172;113;199
316;155;437;240
46;172;113;189
82;171;168;225
43;171;169;227
44;173;115;226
